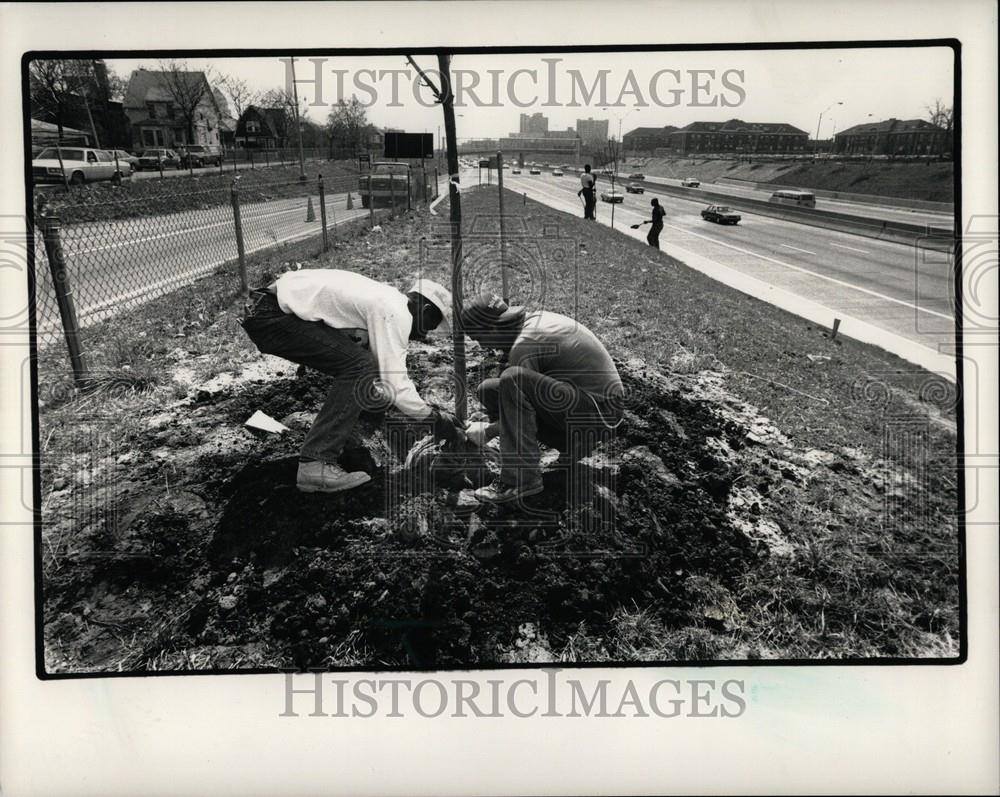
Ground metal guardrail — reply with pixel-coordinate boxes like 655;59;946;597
714;176;954;214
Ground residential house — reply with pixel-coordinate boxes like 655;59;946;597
235;105;289;149
124;68;222;150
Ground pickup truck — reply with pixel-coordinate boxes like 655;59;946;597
32;146;129;185
359;162;413;208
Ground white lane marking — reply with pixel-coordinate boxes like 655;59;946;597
780;243;817;255
830;242;871;254
667;223;953;320
518;177;954;322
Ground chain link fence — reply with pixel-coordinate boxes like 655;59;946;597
34;164;441;383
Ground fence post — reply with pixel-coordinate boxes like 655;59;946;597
249;150;254;170
157;155;164;179
389;177;396;219
406;170;412;211
497;150;509;303
264;148;269;168
434;168;439;199
219;154;224;176
232;147;238;173
230;181;248;296
41;213;87;385
318;174;329;252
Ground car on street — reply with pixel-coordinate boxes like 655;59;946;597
32;146;126;185
600;189;624;204
552;169;564;176
529;167;541;175
137;148;182;170
108;149;140;172
625;182;644;194
511;167;521;174
701;204;741;225
179;144;222;168
681;177;701;187
627;172;645;180
601;167;614;176
358;161;413;208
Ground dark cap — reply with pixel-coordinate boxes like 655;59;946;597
460;293;527;334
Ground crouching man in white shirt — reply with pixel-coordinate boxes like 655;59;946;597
241;269;462;493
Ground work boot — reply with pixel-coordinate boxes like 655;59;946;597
473;478;544;504
296;461;371;493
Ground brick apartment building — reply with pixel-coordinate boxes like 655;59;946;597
669;119;809;154
833;117;952;157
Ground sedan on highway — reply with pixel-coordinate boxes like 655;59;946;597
600;190;624;204
701;205;741;225
552;169;564;176
511;167;521;174
681;177;701;187
625;182;645;194
628;172;645;180
529;167;541;175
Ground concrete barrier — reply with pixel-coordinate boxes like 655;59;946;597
715;176;953;213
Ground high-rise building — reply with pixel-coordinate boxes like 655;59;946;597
519;112;549;135
576;117;609;146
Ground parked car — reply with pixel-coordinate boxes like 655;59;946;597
529;167;541;175
552;169;564;176
600;190;624;204
701;205;741;225
137;148;182;170
107;149;140;172
358;161;413;208
179;144;222;168
681;177;700;187
627;172;645;180
625;182;644;194
32;146;124;185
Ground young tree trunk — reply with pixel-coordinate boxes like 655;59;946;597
438;53;466;422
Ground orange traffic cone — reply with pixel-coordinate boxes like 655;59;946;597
305;196;316;222
346;191;354;210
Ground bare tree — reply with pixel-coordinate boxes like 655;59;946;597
156;59;216;145
925;98;954;131
218;73;257;122
28;59;89;142
326;96;369;156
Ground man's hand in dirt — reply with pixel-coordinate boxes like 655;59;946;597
430;408;465;446
464;420;492;448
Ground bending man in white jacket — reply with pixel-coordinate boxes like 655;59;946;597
241;268;461;493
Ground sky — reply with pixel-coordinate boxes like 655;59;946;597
106;47;954;142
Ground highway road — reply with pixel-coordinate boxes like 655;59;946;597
484;167;957;370
36;191;369;336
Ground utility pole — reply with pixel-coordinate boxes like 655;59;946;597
290;57;306;181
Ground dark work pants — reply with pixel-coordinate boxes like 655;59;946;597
240;290;383;463
477;366;621;487
647;224;662;249
581;188;596;219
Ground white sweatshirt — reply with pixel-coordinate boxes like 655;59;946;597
274;269;432;419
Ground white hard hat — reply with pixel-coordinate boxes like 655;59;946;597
407;278;452;327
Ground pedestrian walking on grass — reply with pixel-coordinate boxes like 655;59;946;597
241;269;463;493
631;197;666;249
578;164;597;220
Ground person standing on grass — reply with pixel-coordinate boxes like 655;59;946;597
631;197;666;249
578;164;597;220
241;269;463;493
460;294;624;504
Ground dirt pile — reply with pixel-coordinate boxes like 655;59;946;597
43;345;875;671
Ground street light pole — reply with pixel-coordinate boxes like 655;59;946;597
290;56;306;181
815;101;843;143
